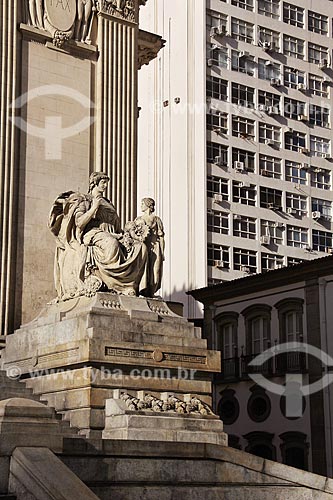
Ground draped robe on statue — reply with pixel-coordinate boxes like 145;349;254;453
48;192;148;299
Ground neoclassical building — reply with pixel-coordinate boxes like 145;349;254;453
190;255;333;477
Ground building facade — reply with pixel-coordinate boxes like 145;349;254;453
139;0;333;311
190;255;333;477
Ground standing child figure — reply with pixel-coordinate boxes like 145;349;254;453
136;198;165;297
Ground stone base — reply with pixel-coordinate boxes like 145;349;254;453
1;294;220;436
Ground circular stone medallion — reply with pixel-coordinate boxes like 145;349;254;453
45;0;77;32
153;350;164;362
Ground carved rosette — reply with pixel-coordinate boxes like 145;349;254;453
97;0;136;22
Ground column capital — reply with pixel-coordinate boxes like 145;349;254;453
97;0;140;24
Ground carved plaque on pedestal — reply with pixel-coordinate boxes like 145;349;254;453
45;0;77;32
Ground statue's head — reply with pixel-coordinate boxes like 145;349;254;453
88;172;110;193
141;197;155;213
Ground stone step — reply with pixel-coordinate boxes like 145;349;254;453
89;485;328;500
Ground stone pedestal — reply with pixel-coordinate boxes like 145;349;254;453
1;293;220;438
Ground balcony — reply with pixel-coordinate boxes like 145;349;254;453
217;351;307;382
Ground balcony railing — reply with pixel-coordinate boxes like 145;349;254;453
219;351;307;381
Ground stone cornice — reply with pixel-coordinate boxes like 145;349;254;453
138;29;165;69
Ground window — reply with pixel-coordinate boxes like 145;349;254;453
283;35;304;59
207;111;228;134
234;248;257;273
232;83;255;107
262;253;284;272
310;136;330;156
258;59;281;81
308;43;328;65
258;90;280;109
284;67;305;89
258;0;280;19
207;77;228;101
244;431;276;460
259;124;281;148
206;10;228;30
207;175;229;199
207;142;228;164
232;148;255;172
232;0;254;11
208;210;229;234
285;161;307;185
309;74;329;98
231;50;255;75
258;27;280;51
208;244;230;269
285;132;306;152
287;226;308;248
218;390;240;424
312;230;332;252
308;11;328;35
233;181;256;206
311;198;332;218
275;299;305;374
261;220;284;245
259;155;282;179
207;44;228;69
242;305;272;356
309;105;330;128
280;432;309;470
208;278;223;286
286;193;308;216
284;98;306;120
233;216;256;239
311;169;331;190
232;116;255;139
283;3;304;28
260;187;282;209
231;18;254;43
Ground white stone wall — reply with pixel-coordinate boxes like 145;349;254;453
138;0;207;318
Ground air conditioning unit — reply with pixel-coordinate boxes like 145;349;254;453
305;245;312;252
240;181;251;188
258;104;268;112
207;59;214;67
239;51;251;59
214;155;226;165
287;207;297;215
240;265;251;273
265;60;273;66
275;264;284;269
322;153;332;159
323;214;332;221
298;114;308;122
297;83;307;91
301;163;310;170
325;248;333;254
319;59;329;69
261;169;269;176
210;25;227;37
234;214;242;220
234;161;245;171
268;203;281;211
270;78;282;86
213;193;223;203
312;211;321;219
276;222;285;229
262;41;271;51
214;260;225;268
267;106;279;115
299;148;310;155
260;235;271;245
265;139;276;147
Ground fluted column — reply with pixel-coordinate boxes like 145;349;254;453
0;2;21;335
95;2;139;225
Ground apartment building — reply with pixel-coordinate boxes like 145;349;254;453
138;0;333;311
207;0;333;284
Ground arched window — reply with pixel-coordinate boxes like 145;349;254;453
275;299;305;372
241;305;272;355
275;298;304;343
244;431;276;461
280;432;309;470
215;312;239;359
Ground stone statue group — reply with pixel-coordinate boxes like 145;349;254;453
49;173;165;301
